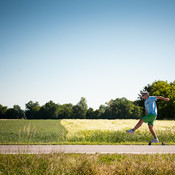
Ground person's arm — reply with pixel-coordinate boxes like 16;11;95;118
157;96;170;101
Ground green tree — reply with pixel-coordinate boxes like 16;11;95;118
13;105;24;119
131;105;143;119
57;103;73;119
25;101;40;119
93;109;102;119
40;101;59;119
137;80;175;119
99;105;106;114
5;108;18;119
150;81;174;119
86;108;94;119
104;98;142;119
73;97;88;119
0;104;7;119
169;81;175;119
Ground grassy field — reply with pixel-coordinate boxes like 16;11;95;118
0;119;175;144
0;153;175;174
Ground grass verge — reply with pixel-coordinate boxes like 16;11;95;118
0;153;175;175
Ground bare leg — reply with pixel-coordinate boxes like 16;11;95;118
148;125;157;138
133;119;144;131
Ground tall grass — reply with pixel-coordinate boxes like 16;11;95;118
67;129;175;143
0;119;175;144
0;153;175;175
63;119;175;144
0;120;67;144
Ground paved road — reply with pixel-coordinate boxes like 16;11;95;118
0;145;175;154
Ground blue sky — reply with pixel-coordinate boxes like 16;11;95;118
0;0;175;109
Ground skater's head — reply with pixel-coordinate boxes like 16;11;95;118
141;91;149;100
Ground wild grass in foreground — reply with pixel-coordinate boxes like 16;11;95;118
0;119;175;144
0;153;175;175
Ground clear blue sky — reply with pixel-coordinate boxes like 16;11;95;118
0;0;175;109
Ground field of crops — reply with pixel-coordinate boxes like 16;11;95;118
0;119;175;144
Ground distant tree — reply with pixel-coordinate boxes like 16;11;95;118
99;105;106;114
169;81;175;119
73;97;88;119
104;97;142;119
40;101;59;119
1;80;173;120
93;109;102;119
5;108;18;119
78;97;88;117
131;105;143;119
136;80;175;119
0;104;7;119
150;81;174;119
39;106;48;119
86;108;94;119
72;105;82;119
57;103;73;119
13;105;24;119
25;101;40;119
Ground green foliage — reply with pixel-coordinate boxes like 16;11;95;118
25;101;40;119
0;105;24;119
138;80;175;119
57;103;73;119
13;105;24;119
5;108;18;119
0;80;174;119
86;107;95;119
151;81;175;119
40;101;59;119
0;105;7;119
103;97;142;119
73;97;88;119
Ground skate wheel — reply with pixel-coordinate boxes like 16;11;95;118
162;142;165;145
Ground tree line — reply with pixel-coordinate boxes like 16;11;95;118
0;80;174;120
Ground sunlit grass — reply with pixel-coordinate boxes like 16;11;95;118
61;119;175;132
61;119;175;144
0;119;175;144
0;153;175;175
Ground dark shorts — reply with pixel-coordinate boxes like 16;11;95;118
142;114;157;126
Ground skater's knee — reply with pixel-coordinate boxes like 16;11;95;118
148;124;153;129
139;118;144;123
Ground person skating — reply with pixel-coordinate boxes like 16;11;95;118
126;91;170;143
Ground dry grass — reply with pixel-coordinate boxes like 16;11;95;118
0;153;175;175
61;119;175;144
61;119;175;135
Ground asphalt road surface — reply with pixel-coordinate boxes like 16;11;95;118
0;145;175;154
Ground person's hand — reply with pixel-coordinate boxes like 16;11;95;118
164;98;170;101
